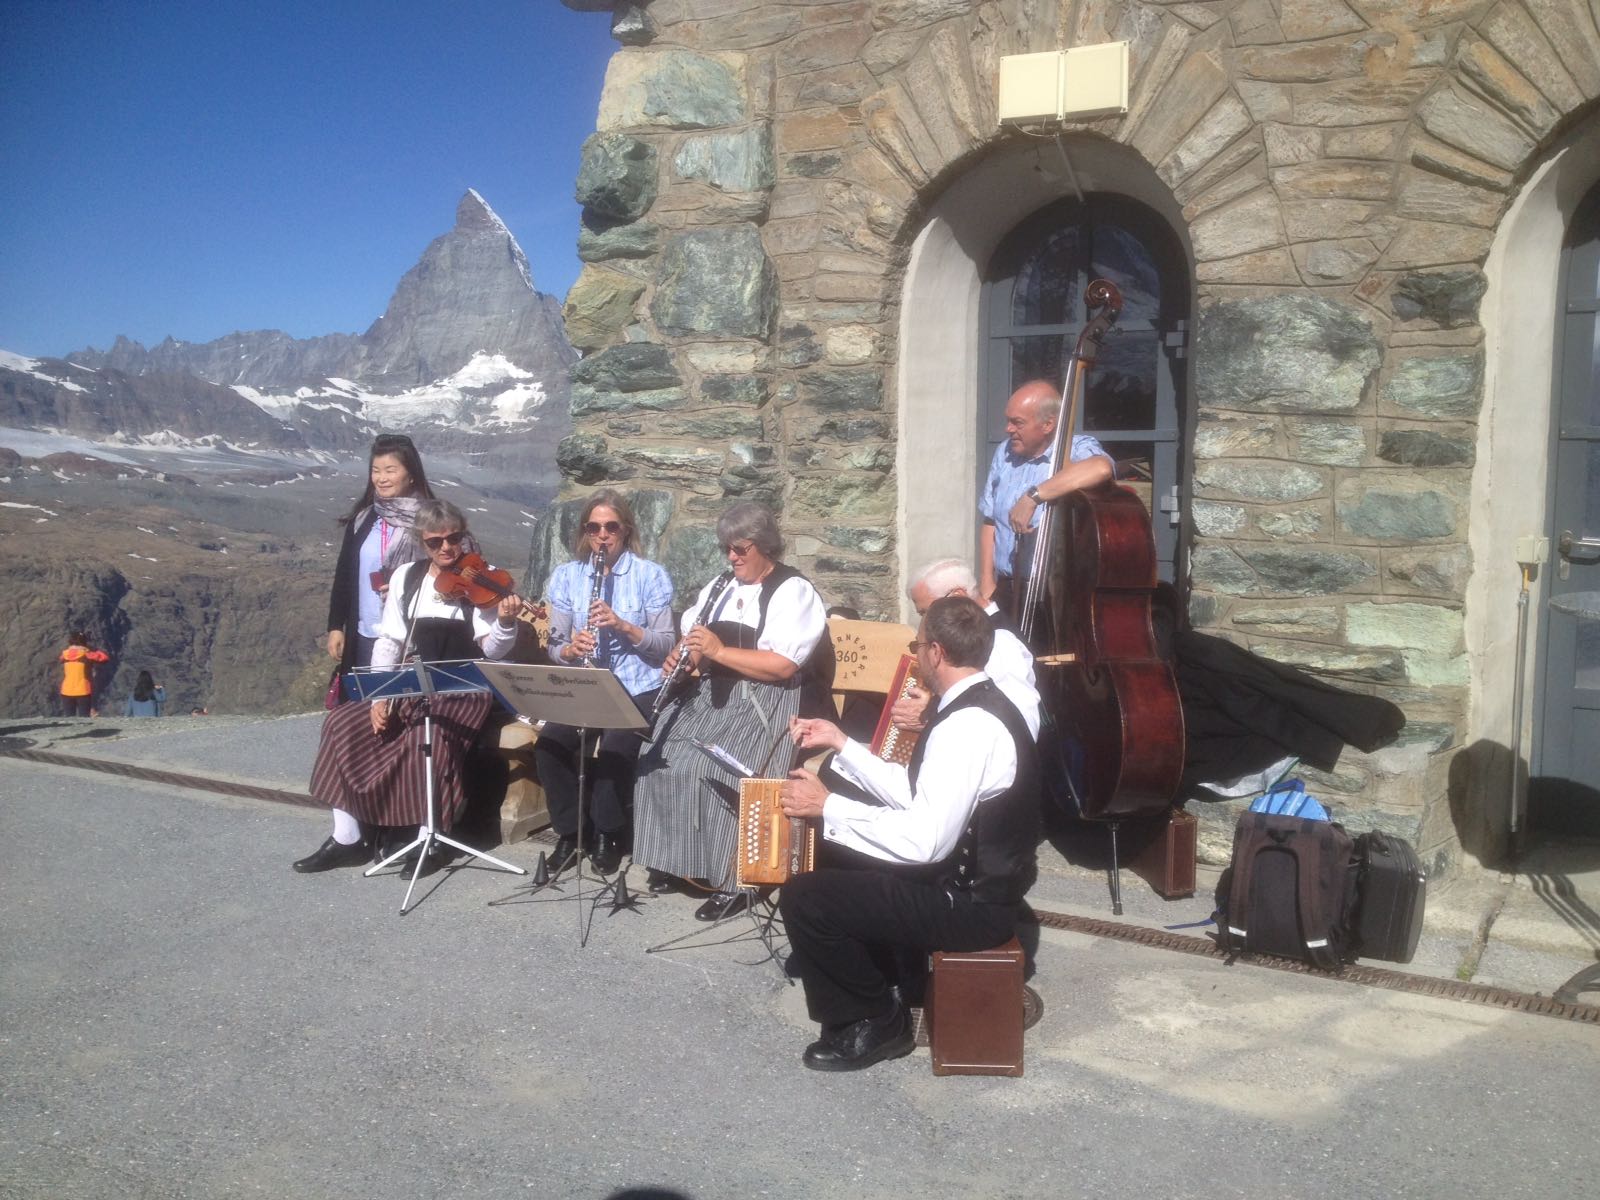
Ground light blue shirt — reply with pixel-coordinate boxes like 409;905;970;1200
980;434;1113;577
356;518;390;639
547;551;675;698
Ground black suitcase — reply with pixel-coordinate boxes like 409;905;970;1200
1353;831;1426;963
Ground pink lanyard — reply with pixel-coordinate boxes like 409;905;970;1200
379;519;391;560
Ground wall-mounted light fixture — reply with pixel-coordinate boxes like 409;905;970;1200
996;43;1130;125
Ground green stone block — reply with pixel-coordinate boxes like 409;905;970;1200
1339;489;1456;539
651;226;777;340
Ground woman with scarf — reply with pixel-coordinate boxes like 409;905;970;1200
325;434;435;679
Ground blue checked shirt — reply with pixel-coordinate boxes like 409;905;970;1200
546;551;675;698
980;434;1114;578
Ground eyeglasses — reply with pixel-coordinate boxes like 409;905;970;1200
422;531;467;550
723;540;757;557
584;520;623;535
908;640;933;654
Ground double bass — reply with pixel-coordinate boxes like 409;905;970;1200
1012;279;1186;903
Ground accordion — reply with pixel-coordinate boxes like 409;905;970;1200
735;778;817;888
868;654;924;765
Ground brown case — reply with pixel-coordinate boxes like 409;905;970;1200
1129;808;1198;899
928;937;1024;1077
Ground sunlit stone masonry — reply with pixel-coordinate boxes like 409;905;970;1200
548;0;1600;874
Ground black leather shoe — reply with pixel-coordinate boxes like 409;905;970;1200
694;891;751;922
547;834;578;875
590;834;622;875
292;836;371;874
646;869;680;895
802;1002;914;1072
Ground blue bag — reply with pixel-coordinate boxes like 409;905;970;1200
1247;778;1329;821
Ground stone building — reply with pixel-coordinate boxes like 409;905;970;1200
549;0;1600;874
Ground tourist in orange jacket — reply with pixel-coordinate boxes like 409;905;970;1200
59;631;110;718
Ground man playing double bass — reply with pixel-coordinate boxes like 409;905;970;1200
777;596;1039;1072
978;379;1114;621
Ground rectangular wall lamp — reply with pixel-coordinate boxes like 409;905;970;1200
997;42;1130;125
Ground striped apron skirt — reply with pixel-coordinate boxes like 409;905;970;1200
309;693;493;829
632;675;801;891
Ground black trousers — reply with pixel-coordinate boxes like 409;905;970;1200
533;688;656;838
779;867;1017;1028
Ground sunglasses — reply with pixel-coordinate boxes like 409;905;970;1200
422;531;467;550
584;520;623;535
908;640;933;653
723;540;757;557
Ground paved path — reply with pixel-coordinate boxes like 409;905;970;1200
2;758;1596;1200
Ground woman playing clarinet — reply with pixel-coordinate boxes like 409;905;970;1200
535;490;674;876
632;502;831;921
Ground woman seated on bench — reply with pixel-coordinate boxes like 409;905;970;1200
293;499;524;877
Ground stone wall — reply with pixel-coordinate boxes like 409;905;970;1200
555;0;1600;873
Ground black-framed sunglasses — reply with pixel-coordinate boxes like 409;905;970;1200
723;540;757;556
422;531;467;550
584;520;623;535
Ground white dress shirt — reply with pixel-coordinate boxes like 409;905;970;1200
821;673;1020;866
983;602;1040;739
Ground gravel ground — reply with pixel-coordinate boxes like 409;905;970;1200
2;756;1597;1200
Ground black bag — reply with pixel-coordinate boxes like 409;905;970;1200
1352;831;1426;963
1215;812;1358;969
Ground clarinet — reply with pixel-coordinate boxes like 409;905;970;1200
581;550;605;667
651;569;735;720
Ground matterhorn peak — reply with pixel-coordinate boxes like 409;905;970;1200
457;189;504;233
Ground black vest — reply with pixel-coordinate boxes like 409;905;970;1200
908;678;1040;906
399;564;483;663
703;563;835;716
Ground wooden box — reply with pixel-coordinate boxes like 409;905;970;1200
927;936;1025;1077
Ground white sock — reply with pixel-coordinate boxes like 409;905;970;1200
332;809;361;845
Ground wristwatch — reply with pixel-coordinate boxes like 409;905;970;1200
1026;485;1043;503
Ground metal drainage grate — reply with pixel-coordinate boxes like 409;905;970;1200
1029;907;1600;1025
0;747;322;809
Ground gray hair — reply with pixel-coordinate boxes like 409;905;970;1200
716;502;783;559
908;557;979;599
414;499;469;534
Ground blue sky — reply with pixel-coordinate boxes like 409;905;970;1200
0;0;617;357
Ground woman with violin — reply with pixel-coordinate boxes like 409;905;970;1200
294;499;526;875
535;489;674;876
326;433;435;678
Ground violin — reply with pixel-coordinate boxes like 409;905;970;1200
431;552;548;625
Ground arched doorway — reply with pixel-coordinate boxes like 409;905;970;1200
979;195;1190;581
1532;176;1600;835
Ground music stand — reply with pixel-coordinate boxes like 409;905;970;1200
476;662;649;946
344;660;528;914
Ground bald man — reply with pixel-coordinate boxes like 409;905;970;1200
979;380;1114;618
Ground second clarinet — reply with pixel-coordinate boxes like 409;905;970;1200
651;569;735;719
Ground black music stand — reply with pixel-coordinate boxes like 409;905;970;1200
476;662;649;946
344;660;527;915
642;735;793;976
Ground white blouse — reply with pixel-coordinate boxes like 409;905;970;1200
372;560;519;669
681;571;828;669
